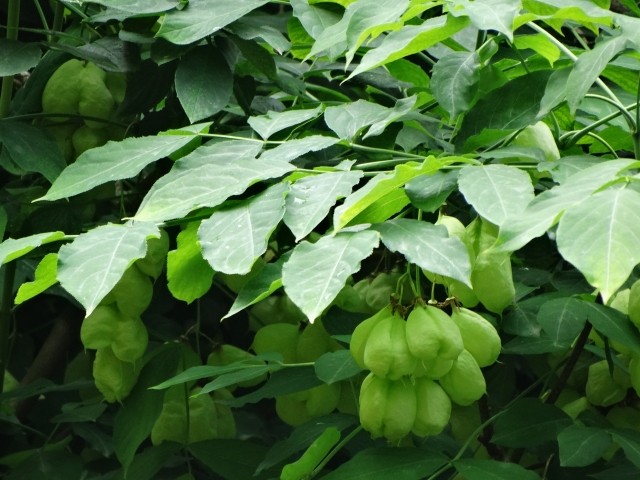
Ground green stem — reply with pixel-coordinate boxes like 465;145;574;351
634;73;640;159
51;1;65;38
560;101;639;147
0;0;21;119
584;132;618;158
0;262;17;394
584;93;636;131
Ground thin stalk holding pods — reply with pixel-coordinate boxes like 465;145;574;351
526;22;636;131
0;0;21;119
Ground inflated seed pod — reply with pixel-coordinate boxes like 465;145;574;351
405;305;463;363
363;311;417;380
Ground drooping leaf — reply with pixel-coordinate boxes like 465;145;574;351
536;297;587;347
282;230;380;322
610;429;640;469
314;350;362;384
458;164;534;227
334;158;442;231
320;448;448;480
582;302;640;354
284;171;363;241
133;142;293;222
0;39;41;76
223;259;285;319
167;221;214;304
39;124;210;201
14;254;58;304
248;107;323;139
57;222;159;315
324;100;394;140
556;187;640;303
347;14;469;80
373;219;471;286
156;0;269;45
405;170;459;213
0;232;65;266
514;34;561;66
259;135;340;163
198;364;281;395
496;159;636;252
449;0;521;41
199;183;288;275
174;46;233;123
558;425;612;467
454;459;540;480
430;51;481;119
0;121;66;182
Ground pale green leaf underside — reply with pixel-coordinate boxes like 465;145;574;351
0;231;65;265
57;222;159;315
133;141;292;222
199;183;288;275
431;51;480;119
458;164;534;227
374;219;472;286
156;0;269;45
224;260;284;319
85;0;178;13
496;159;637;252
282;230;380;322
556;187;640;303
0;39;41;76
259;136;340;163
284;170;363;241
248;107;322;139
40;124;210;202
450;0;520;41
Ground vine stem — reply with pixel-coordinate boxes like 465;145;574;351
0;0;21;119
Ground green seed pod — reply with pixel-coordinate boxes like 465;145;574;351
109;264;154;317
276;393;312;426
585;359;630;407
451;307;501;367
438;350;486;406
350;305;393;369
471;250;515;314
111;316;148;362
627;355;640;398
364;311;417;380
359;373;417;441
93;347;139;403
252;323;300;363
305;383;342;417
510;121;560;162
136;230;170;279
405;305;464;363
628;279;640;328
280;427;341;480
413;357;454;380
41;59;85;120
412;377;451;437
447;280;480;308
71;124;110;156
80;305;120;349
296;322;335;363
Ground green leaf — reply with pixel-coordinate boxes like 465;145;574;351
582;302;640;354
454;459;540;480
314;350;362;384
113;345;182;473
248;107;323;139
558;425;612;467
259;135;340;163
610;429;640;469
156;0;269;45
457;70;552;150
199;183;287;275
536;297;587;347
334;158;442;231
320;448;448;480
198;364;281;395
566;35;629;113
458;164;534;227
514;34;561;66
496;159;636;252
14;254;58;304
167;221;214;304
308;0;409;64
430;51;481;119
57;222;159;315
556;187;640;303
405;170;459;213
373;219;472;286
492;398;571;448
133;141;293;222
291;0;343;60
324;100;393;140
0;39;41;76
284;171;363;241
282;230;380;322
84;0;178;13
112;444;180;480
0;121;66;183
174;46;233;123
223;260;285;319
347;14;469;80
0;232;64;266
449;0;521;41
39;124;210;202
